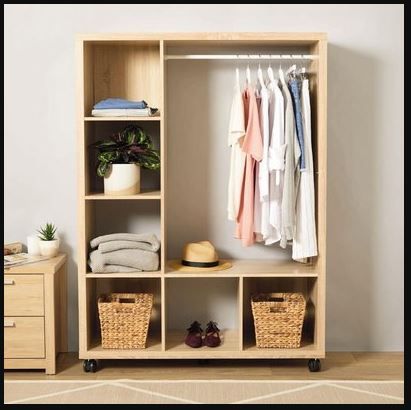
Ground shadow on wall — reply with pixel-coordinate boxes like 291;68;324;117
57;232;78;352
167;60;213;257
326;44;378;351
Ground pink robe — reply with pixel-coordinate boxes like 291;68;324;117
235;87;263;246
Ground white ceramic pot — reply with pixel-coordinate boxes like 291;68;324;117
27;235;41;255
104;164;140;195
39;238;60;257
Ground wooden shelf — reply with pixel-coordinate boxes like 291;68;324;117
165;329;240;357
242;338;321;359
84;259;318;279
84;333;321;360
84;115;161;122
86;335;162;359
85;271;162;278
85;190;161;200
166;259;318;278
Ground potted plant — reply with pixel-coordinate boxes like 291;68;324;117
37;223;59;257
93;125;160;195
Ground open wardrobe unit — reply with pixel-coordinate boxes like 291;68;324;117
77;33;327;372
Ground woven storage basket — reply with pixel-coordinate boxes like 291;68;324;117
251;292;306;348
98;293;153;349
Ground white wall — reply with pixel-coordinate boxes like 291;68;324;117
4;4;403;351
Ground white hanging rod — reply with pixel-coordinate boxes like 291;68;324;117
165;54;318;60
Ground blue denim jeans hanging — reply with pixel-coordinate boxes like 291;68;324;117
289;79;306;171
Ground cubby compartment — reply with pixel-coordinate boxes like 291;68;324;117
165;278;240;354
84;277;162;357
166;44;321;265
242;277;317;355
82;41;161;117
83;121;161;198
84;200;161;274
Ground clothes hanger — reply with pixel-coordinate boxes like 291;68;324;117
301;67;307;81
267;57;275;84
286;63;297;80
267;64;275;84
278;54;286;84
235;67;240;87
300;55;308;80
257;55;265;88
294;54;299;77
235;55;240;85
285;53;297;80
234;55;240;87
246;56;251;85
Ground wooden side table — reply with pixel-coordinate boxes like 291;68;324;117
4;254;67;374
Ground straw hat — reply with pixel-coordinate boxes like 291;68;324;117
168;241;232;272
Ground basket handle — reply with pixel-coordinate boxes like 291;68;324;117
269;306;287;313
268;297;285;302
117;298;137;304
268;296;288;313
111;298;138;314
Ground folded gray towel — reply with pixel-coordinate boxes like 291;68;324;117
98;240;159;254
89;248;159;272
88;259;141;273
90;233;160;253
87;263;138;273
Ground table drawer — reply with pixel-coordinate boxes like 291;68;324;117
4;317;45;358
4;275;44;316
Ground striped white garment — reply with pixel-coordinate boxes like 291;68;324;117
227;69;246;221
292;78;318;261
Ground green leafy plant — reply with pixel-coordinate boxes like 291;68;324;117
37;223;57;241
92;125;160;177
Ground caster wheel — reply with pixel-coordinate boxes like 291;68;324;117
83;360;90;373
308;359;321;372
83;359;98;373
88;359;98;373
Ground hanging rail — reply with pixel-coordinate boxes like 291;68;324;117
165;54;318;60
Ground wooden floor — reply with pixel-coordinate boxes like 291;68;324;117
4;352;403;381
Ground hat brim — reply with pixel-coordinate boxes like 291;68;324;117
168;259;232;272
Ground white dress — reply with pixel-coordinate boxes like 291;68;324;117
227;70;246;222
266;79;286;245
292;78;318;261
254;78;270;242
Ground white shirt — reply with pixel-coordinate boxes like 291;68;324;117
266;79;286;245
227;72;246;221
292;78;318;261
254;79;270;242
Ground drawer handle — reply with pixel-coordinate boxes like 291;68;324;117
4;320;15;327
4;279;15;285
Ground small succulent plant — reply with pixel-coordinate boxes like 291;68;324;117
37;223;57;241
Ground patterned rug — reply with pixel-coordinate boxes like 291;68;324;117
4;379;404;404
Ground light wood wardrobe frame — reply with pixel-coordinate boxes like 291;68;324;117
77;33;327;365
